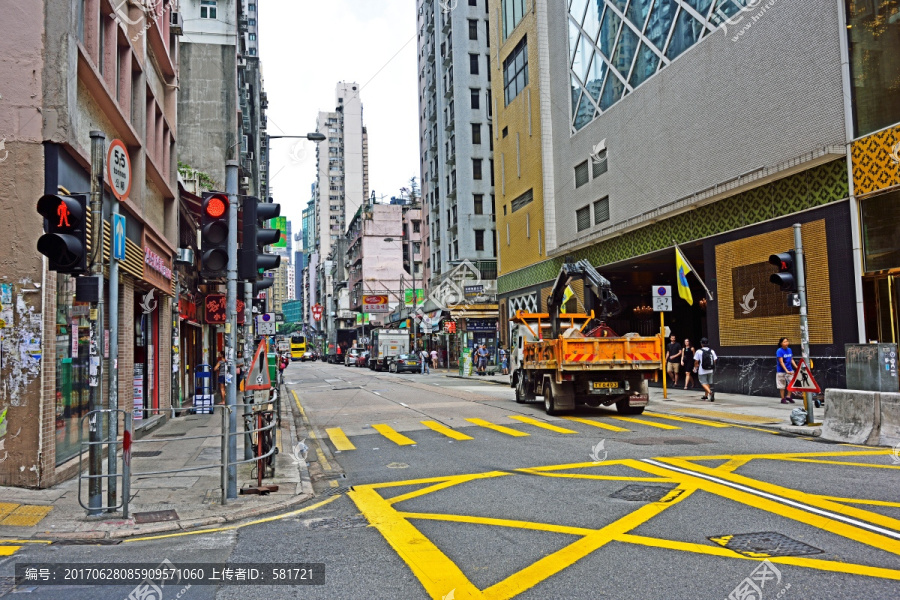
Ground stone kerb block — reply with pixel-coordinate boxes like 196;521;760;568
877;393;900;447
821;389;879;445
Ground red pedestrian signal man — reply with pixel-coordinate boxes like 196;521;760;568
57;201;71;228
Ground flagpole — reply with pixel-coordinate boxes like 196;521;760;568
674;241;714;301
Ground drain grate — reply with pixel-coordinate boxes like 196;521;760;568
133;509;179;524
610;484;676;502
131;450;163;458
709;532;824;558
151;432;187;438
304;515;368;530
619;436;713;446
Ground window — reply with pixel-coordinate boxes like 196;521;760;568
473;158;483;180
485;21;491;47
511;189;533;212
502;126;508;138
594;196;610;225
847;0;900;136
592;150;608;177
248;18;256;26
490;159;494;186
472;123;482;145
248;48;257;56
469;53;479;75
474;194;484;215
249;33;257;41
469;0;477;4
470;88;480;109
413;220;421;233
200;0;217;19
574;161;589;188
576;206;591;232
475;230;485;251
503;37;528;105
501;0;527;40
248;3;256;11
469;19;478;40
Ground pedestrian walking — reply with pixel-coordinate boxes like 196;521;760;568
430;349;438;370
692;338;718;402
666;334;683;387
419;348;430;374
214;352;227;404
681;338;696;390
476;344;489;375
499;346;508;375
776;337;798;404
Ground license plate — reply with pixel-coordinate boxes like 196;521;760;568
593;382;619;389
406;361;416;365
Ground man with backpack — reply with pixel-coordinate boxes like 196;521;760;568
693;337;718;402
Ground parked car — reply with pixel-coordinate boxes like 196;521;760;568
387;353;421;374
355;351;370;367
344;348;360;366
300;350;315;362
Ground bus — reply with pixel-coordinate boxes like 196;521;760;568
290;334;307;361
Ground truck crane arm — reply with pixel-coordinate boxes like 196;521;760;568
548;260;621;337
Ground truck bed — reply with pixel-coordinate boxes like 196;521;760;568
523;336;662;371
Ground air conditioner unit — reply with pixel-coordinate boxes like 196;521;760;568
240;177;250;186
170;11;183;35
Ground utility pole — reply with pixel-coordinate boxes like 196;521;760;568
794;224;815;425
225;161;239;499
88;131;106;515
107;201;120;510
244;280;254;460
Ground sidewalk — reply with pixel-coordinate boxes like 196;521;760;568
446;372;819;433
0;392;313;541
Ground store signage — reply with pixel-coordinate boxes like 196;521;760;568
144;247;173;281
464;285;484;297
204;294;245;324
467;318;496;331
363;294;390;313
178;297;198;323
444;321;457;333
312;303;323;321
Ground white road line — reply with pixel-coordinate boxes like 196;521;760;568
643;459;900;540
399;403;409;407
372;391;382;396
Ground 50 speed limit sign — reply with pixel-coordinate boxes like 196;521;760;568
107;139;132;201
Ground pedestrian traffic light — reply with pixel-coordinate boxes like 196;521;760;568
769;251;797;292
239;197;281;281
36;193;88;274
201;192;230;279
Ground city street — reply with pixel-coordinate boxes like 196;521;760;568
4;361;898;599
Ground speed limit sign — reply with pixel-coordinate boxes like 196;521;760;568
107;139;132;201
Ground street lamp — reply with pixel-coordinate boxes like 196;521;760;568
384;237;417;351
268;132;327;141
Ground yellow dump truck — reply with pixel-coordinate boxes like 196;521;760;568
510;260;663;415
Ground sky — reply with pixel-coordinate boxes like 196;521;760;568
258;0;420;242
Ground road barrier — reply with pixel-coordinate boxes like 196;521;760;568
821;389;900;446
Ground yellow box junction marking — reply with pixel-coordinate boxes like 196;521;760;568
347;449;900;598
0;546;21;556
465;418;529;437
610;416;680;430
421;421;474;441
561;416;629;432
371;424;417;446
508;415;578;434
0;505;53;527
0;503;18;521
671;407;781;425
643;411;731;428
326;427;357;451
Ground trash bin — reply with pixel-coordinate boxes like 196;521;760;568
268;353;278;388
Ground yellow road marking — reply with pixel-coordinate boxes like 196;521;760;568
371;424;417;446
125;495;342;542
616;533;900;580
643;411;730;428
466;418;529;437
389;472;509;505
315;448;333;472
0;505;53;527
0;540;51;544
515;469;673;483
776;457;900;470
647;449;890;462
669;407;781;425
509;415;578;434
365;471;512;490
400;511;595;536
0;503;18;521
611;416;680;430
325;427;357;451
561;416;629;432
329;480;339;488
420;421;473;441
814;496;900;508
291;390;310;425
713;457;753;473
0;546;21;556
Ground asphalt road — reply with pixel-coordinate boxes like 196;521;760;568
3;361;899;599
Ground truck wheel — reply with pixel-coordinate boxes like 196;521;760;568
515;374;527;404
615;398;645;415
544;383;560;416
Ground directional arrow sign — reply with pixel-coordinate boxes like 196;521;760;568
787;358;821;393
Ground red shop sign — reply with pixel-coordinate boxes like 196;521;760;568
204;294;245;324
179;297;198;323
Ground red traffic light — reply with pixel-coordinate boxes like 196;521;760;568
203;194;228;219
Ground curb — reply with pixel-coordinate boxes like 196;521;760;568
445;375;510;386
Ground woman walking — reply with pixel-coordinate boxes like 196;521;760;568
776;337;798;404
214;352;227;404
682;338;696;390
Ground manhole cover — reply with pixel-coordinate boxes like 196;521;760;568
710;532;824;558
619;436;713;446
151;432;186;438
133;509;179;524
131;450;163;458
304;515;368;530
610;484;676;502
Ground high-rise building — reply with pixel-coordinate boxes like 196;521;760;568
417;0;499;345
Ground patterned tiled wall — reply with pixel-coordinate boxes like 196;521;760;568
716;219;833;347
499;160;848;294
852;123;900;196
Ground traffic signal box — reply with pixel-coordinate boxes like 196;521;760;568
239;197;281;286
769;251;797;293
201;192;230;279
37;193;88;274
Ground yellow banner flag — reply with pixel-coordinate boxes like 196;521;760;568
561;285;575;313
675;247;693;306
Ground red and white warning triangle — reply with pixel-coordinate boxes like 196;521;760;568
787;358;820;393
245;339;271;391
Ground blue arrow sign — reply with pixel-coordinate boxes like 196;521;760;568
113;213;126;261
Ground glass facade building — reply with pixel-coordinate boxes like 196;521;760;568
567;0;757;131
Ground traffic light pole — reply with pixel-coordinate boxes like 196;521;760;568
88;130;106;515
244;281;253;461
225;161;239;499
794;223;814;425
107;201;120;511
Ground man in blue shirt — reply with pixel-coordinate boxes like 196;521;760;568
776;337;798;404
